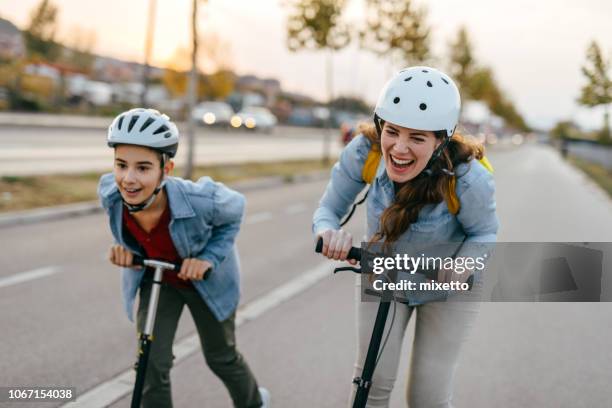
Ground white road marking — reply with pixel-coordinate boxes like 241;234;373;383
61;261;335;408
0;266;59;289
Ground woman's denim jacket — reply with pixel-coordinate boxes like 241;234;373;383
313;135;499;304
98;173;244;322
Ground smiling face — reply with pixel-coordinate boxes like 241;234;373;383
380;122;441;184
113;144;172;205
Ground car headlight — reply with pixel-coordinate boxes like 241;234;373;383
231;115;242;128
203;112;216;125
245;118;256;129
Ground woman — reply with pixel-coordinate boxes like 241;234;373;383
313;66;498;407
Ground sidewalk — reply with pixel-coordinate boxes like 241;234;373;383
0;170;330;229
0;112;113;129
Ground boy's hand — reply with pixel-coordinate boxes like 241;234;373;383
178;258;212;281
109;244;134;267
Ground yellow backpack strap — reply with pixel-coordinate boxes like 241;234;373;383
446;177;461;215
361;143;381;185
478;156;494;173
446;156;494;215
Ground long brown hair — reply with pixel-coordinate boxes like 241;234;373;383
357;122;484;245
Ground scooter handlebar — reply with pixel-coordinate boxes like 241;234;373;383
315;237;361;262
132;256;211;280
132;255;181;272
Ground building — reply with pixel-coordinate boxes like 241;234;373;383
0;17;25;60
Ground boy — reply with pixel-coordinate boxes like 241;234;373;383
97;108;270;408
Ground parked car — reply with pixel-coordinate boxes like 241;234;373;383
191;101;234;127
231;106;278;133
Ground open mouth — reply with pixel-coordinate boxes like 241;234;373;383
122;187;142;197
390;155;415;171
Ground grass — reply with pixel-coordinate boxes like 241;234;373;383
567;156;612;199
0;159;332;213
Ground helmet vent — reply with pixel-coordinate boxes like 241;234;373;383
421;69;429;73
393;97;400;104
404;76;412;82
117;115;125;130
164;132;172;138
128;115;139;132
140;117;155;132
153;125;169;135
427;81;432;87
441;77;449;84
419;103;427;111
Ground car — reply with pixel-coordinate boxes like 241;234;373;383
231;106;277;133
191;101;234;127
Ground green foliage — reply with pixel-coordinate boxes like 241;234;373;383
328;95;371;113
550;120;580;140
286;0;350;51
360;0;430;66
199;70;235;100
447;27;529;131
578;41;611;142
448;26;476;99
24;0;61;61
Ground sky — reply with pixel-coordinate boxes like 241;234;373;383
2;0;612;130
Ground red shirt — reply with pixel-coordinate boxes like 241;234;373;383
123;205;194;289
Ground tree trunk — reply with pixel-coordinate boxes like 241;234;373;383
323;50;334;165
183;0;200;179
141;0;157;107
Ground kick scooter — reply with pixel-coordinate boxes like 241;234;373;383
315;238;473;408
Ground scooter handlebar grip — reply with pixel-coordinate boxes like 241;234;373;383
132;255;144;267
315;237;361;262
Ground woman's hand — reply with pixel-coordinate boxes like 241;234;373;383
109;244;134;268
178;258;212;281
316;229;357;265
436;259;473;284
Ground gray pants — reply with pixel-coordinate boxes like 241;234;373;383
350;277;481;408
136;278;262;408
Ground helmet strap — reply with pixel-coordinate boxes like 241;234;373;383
373;114;384;139
420;137;453;177
122;178;166;213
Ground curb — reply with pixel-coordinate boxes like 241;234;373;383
0;170;330;229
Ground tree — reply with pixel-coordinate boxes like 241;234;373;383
63;26;96;72
141;0;158;106
286;0;351;163
328;95;371;114
447;26;529;131
183;0;205;179
360;0;430;68
448;26;476;99
578;40;612;142
550;120;580;140
470;67;528;131
24;0;61;61
199;70;235;100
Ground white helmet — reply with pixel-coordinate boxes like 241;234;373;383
374;66;461;138
107;108;179;157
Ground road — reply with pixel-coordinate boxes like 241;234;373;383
1;142;611;407
0;125;341;176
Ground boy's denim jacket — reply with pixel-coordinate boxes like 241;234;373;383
98;173;244;322
313;135;499;303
